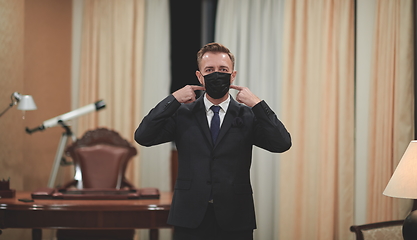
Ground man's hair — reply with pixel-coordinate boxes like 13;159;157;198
197;42;235;70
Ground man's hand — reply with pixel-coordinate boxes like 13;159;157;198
230;85;261;107
172;85;205;104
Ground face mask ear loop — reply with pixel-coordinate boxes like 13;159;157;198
197;71;205;87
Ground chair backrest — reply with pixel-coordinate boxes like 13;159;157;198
66;128;137;189
350;220;404;240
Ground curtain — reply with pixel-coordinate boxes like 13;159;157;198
278;0;354;239
137;1;171;238
77;0;146;185
77;1;171;239
366;0;414;222
216;1;285;239
217;0;355;239
137;0;171;193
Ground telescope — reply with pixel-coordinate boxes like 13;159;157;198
25;100;105;134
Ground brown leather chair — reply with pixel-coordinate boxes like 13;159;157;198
62;127;137;190
350;220;404;240
57;128;137;240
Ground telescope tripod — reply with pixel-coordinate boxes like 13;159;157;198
47;121;78;188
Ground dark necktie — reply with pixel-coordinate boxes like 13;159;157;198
210;105;221;144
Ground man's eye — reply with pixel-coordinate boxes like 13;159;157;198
206;69;213;72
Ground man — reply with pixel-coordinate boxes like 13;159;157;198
135;43;291;240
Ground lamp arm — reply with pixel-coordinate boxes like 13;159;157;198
0;92;22;118
0;103;15;118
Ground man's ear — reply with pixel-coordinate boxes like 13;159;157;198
230;70;237;84
196;70;204;85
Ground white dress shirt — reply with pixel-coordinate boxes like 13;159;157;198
203;93;230;128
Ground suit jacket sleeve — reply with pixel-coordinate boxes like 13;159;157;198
134;95;180;146
251;100;291;153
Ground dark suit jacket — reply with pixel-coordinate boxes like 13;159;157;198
135;94;291;231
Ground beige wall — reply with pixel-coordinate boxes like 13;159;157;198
0;0;25;190
0;0;72;238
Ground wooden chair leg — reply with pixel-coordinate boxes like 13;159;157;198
32;229;42;240
149;229;159;240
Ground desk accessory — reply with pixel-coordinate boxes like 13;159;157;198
0;178;15;198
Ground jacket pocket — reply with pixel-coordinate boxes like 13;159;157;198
175;179;192;190
233;183;253;195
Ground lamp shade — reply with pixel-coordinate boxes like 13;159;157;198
17;95;37;111
383;140;417;199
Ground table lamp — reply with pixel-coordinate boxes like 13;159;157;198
383;140;417;239
0;92;37;117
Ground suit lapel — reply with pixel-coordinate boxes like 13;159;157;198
192;96;213;146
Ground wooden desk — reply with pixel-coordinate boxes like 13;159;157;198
0;191;172;240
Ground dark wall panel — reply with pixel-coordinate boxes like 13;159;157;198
169;0;202;93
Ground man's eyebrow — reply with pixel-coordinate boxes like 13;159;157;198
203;65;230;70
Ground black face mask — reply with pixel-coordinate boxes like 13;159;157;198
203;72;231;99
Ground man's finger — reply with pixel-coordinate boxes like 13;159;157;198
191;85;205;91
230;85;243;91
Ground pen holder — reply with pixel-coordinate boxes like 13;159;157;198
0;179;15;198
